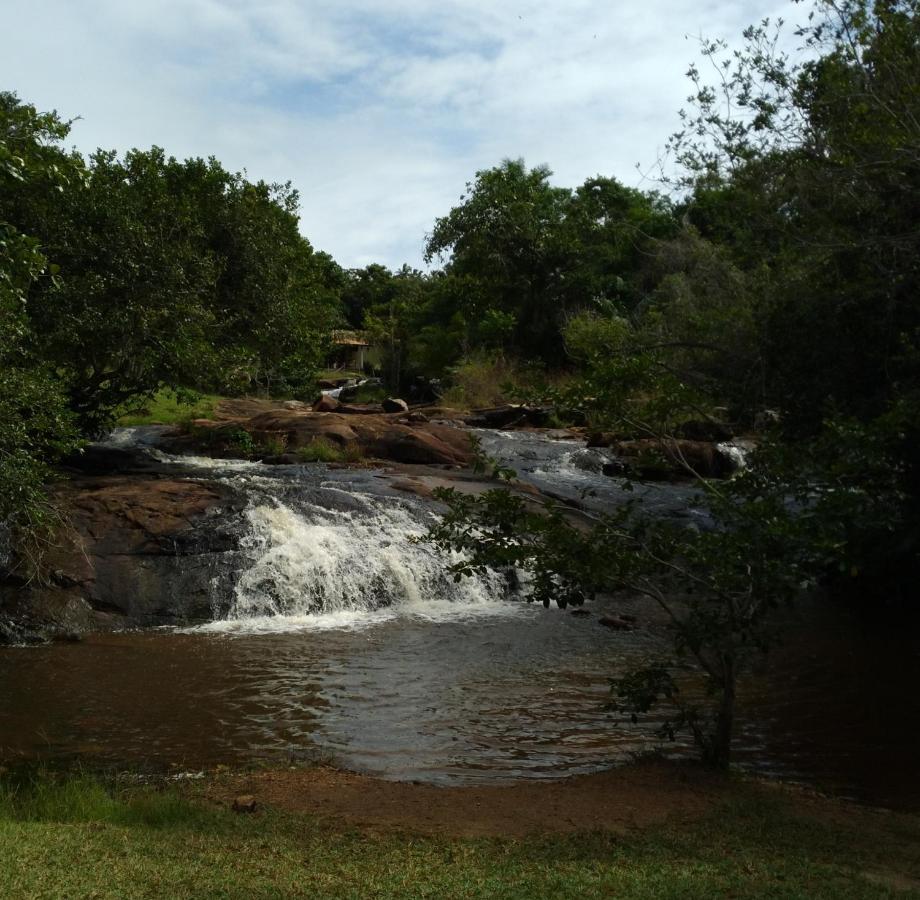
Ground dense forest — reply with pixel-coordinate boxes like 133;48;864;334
2;0;917;766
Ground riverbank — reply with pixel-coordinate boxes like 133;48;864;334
2;760;918;898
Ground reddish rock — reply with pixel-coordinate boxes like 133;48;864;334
191;410;475;467
312;395;340;413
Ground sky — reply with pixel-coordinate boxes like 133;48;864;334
2;1;800;269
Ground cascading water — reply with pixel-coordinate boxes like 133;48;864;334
199;492;513;633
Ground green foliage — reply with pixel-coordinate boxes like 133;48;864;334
258;434;289;457
0;89;342;546
297;438;346;463
226;428;256;457
0;93;80;552
425;160;675;363
429;446;813;768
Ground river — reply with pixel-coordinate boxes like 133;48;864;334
1;427;917;809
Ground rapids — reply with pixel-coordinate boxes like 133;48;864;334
1;426;918;808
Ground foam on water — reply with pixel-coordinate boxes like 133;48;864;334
195;495;514;634
146;447;264;472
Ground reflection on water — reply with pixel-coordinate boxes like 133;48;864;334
2;426;917;809
2;596;918;807
0;597;682;783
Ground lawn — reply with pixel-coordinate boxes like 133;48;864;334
1;770;917;898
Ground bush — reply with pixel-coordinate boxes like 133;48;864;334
297;438;345;463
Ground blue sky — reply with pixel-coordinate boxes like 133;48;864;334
2;0;800;268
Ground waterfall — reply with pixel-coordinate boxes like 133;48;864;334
196;493;513;633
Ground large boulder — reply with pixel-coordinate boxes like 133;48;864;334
612;439;735;480
312;394;341;413
382;398;409;414
675;419;733;442
182;410;475;467
0;477;243;641
465;405;552;429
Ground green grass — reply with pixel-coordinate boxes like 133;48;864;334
1;772;918;898
117;389;223;427
297;438;364;464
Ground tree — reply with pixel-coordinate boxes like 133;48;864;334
425;160;579;362
0;93;80;549
429;0;920;768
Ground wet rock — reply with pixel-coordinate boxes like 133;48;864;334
676;419;733;442
0;477;242;637
465;405;552;429
599;616;634;631
260;453;301;465
570;608;592;618
613;439;735;480
382;397;409;414
61;445;160;475
586;432;617;449
406;412;429;424
601;461;630;478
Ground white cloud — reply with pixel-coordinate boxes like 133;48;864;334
1;0;802;268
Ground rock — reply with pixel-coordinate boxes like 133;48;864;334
316;379;337;390
282;400;306;411
312;395;340;413
465;405;552;429
196;410;475;467
407;377;442;404
232;795;258;814
382;398;409;414
586;432;617;448
260;453;300;465
613;439;735;479
0;477;241;637
336;404;383;415
61;445;160;475
601;461;629;478
754;408;781;430
570;608;592;618
676;419;733;442
599;616;634;631
337;382;361;402
406;412;429;424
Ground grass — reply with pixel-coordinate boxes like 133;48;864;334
297;438;364;464
117;389;223;427
1;771;918;898
441;354;574;413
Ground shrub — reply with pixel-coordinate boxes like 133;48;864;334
297;438;345;463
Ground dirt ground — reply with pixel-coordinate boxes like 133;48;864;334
206;760;733;837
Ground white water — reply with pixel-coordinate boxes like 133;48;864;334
146;447;264;472
194;493;514;634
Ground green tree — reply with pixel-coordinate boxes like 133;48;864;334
0;93;80;547
430;0;920;768
425;159;578;362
